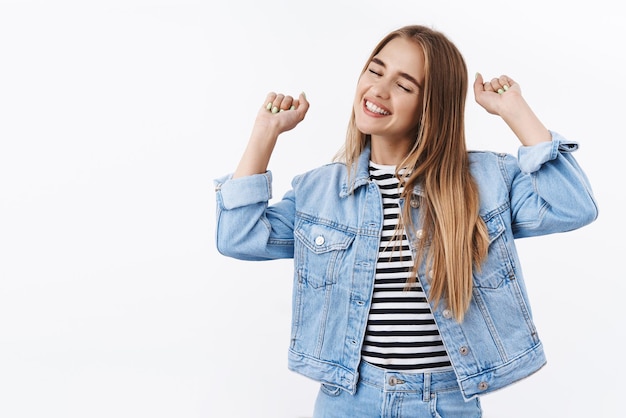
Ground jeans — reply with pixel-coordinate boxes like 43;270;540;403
313;361;482;418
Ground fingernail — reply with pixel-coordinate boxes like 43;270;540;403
266;102;272;110
475;72;480;80
301;92;306;98
271;106;279;114
503;85;509;91
497;88;504;94
290;105;296;110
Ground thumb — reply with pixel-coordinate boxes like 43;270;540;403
473;72;484;97
295;92;310;118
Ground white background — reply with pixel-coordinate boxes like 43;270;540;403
0;1;623;417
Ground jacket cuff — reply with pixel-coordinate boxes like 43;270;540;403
214;171;273;210
517;131;579;173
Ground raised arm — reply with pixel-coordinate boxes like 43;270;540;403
473;73;551;146
233;92;309;178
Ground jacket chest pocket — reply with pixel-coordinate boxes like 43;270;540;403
473;212;514;289
294;220;355;289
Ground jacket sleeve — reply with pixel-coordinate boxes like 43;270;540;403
507;131;599;238
214;170;297;260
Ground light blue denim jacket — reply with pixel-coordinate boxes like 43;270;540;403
214;131;598;400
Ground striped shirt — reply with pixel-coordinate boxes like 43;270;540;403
361;161;452;372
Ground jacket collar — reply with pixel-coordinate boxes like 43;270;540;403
339;141;372;198
339;140;424;198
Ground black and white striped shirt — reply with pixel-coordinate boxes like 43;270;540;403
361;161;452;372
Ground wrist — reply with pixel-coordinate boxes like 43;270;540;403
500;99;551;146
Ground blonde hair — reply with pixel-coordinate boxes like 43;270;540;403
334;25;489;322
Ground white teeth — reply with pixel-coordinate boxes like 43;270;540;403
365;100;390;115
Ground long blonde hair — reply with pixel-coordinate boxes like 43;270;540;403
334;25;489;322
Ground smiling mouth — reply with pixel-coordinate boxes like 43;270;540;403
365;100;390;115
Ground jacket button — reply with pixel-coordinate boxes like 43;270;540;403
442;309;452;319
410;198;420;208
459;346;469;355
478;381;488;391
415;229;423;239
388;377;404;386
315;236;325;246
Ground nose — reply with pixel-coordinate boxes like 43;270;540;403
370;78;391;99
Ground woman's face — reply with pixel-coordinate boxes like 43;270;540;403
353;37;425;147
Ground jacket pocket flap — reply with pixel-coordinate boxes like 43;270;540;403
295;220;355;254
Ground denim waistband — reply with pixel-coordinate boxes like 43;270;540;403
357;361;460;400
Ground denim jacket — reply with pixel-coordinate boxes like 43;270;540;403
214;131;598;400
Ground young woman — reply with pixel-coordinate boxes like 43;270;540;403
214;25;598;417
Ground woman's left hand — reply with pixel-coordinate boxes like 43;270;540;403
472;72;551;146
473;73;522;116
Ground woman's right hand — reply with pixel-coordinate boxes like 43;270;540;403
250;92;310;140
232;92;309;179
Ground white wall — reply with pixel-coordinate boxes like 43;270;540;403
0;1;622;417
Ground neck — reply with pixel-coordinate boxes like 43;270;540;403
369;136;411;165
